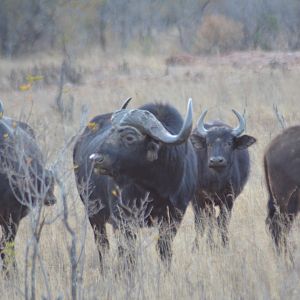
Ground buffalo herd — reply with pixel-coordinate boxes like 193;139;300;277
0;97;299;273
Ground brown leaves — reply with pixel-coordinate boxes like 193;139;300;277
87;122;98;132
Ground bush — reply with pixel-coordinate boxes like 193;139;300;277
253;14;280;51
195;14;244;54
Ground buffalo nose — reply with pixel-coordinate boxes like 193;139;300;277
209;156;226;167
89;153;105;164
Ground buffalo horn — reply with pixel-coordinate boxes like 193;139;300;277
231;109;245;136
120;97;132;110
196;109;209;136
117;98;193;145
111;98;132;123
0;100;3;119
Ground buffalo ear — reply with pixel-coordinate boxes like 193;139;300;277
234;135;256;150
190;134;206;149
146;140;160;162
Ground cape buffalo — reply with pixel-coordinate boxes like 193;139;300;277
73;98;197;269
265;126;300;252
190;109;256;247
0;101;56;272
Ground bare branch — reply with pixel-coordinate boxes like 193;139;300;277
273;104;286;129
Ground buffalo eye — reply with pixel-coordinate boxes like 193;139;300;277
123;133;137;144
119;127;145;145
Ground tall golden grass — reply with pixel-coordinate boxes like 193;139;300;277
0;50;300;299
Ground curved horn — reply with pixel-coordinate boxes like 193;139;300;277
0;100;14;137
111;98;133;124
117;98;193;145
120;97;132;110
196;109;209;136
231;109;245;136
0;100;3;119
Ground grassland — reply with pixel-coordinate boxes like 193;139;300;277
0;50;300;299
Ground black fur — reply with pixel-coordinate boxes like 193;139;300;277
264;126;300;253
191;121;256;246
73;103;197;269
0;118;56;272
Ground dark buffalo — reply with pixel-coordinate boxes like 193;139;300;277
265;126;300;252
0;101;56;272
190;109;256;246
73;98;197;269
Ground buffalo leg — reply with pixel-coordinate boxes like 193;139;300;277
217;199;233;246
114;223;137;275
266;194;283;251
267;211;292;256
90;218;109;273
156;206;182;269
267;189;298;256
0;218;19;273
192;197;215;250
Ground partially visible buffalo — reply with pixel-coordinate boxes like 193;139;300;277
265;126;300;251
190;109;256;246
0;101;56;272
73;98;197;269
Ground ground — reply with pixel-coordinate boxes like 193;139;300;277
0;50;299;299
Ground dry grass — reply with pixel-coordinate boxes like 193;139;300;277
0;50;300;299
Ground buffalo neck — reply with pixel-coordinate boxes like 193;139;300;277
127;143;187;199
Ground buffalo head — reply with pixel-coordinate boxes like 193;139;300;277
191;109;256;172
0;101;56;208
89;98;193;178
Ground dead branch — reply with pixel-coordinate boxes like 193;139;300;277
273;104;286;129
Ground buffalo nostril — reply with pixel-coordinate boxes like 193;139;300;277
209;156;226;166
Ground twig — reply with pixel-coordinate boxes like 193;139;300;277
273;104;286;129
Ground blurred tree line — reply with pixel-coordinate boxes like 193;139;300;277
1;0;300;57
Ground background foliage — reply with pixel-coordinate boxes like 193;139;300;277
1;0;300;57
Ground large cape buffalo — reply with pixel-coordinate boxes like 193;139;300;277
73;98;197;269
0;101;56;272
190;109;256;246
265;125;300;252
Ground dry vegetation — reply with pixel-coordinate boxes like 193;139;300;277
0;50;300;299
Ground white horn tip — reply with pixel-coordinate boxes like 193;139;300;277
89;153;97;160
187;98;193;113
